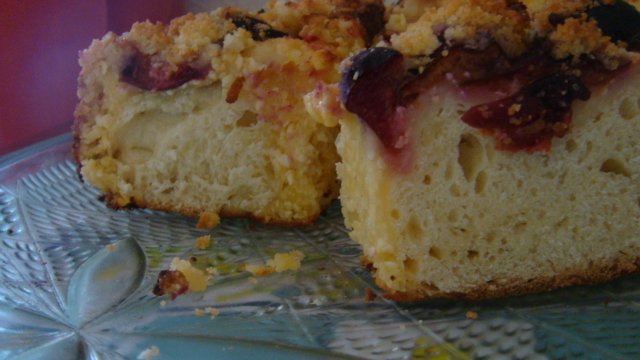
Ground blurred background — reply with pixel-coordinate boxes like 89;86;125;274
0;0;261;156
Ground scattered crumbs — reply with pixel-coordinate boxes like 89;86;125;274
206;266;218;276
195;235;212;250
465;310;478;320
205;306;220;319
197;211;220;229
245;264;275;276
160;300;167;307
170;257;212;292
267;250;305;272
194;308;206;317
152;270;189;300
137;345;160;360
105;244;117;252
364;288;377;303
245;250;305;276
248;277;258;285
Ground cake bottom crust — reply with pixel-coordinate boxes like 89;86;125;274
101;191;335;226
362;250;640;301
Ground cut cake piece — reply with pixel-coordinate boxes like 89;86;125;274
74;0;384;225
312;0;640;299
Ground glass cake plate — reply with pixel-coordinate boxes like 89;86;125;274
1;134;639;360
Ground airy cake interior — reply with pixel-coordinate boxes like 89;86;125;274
338;66;640;299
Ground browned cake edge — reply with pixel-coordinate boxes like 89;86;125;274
362;249;640;301
100;191;337;226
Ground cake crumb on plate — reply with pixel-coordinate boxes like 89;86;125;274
195;235;212;249
137;345;159;360
246;250;305;276
196;211;220;229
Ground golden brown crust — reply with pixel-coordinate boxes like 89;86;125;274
363;252;640;301
101;192;324;226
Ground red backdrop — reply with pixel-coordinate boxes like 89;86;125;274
0;1;184;156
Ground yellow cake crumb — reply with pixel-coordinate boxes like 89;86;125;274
160;300;167;307
246;250;306;276
245;264;275;276
137;345;160;360
465;310;478;320
304;83;344;128
195;235;212;250
194;308;206;317
267;250;305;272
105;244;117;252
205;306;220;319
196;211;220;229
170;257;211;292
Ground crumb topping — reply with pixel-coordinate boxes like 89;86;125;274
386;0;637;67
116;1;382;100
125;12;228;69
389;0;531;58
550;17;627;69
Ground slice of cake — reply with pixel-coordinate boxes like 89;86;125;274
74;0;384;225
310;0;640;299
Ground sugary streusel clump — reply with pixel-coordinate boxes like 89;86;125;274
386;0;637;69
389;0;531;57
550;16;628;69
262;0;385;58
125;12;230;71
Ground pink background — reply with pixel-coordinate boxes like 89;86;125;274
0;1;184;156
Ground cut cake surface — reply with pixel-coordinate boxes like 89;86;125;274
74;0;384;225
313;0;640;299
